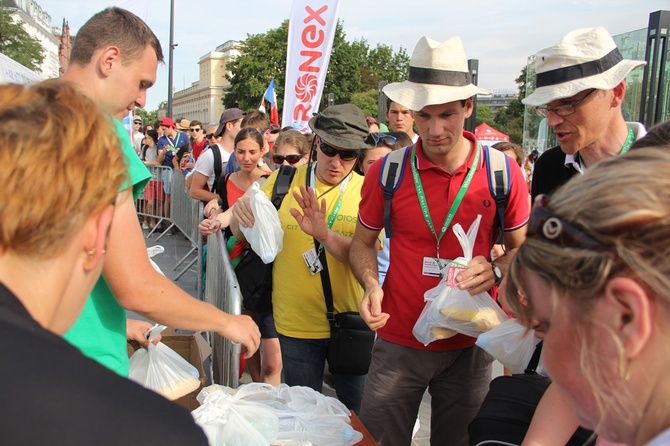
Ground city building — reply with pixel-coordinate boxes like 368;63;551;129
162;40;241;123
54;18;72;77
3;0;59;79
477;92;518;113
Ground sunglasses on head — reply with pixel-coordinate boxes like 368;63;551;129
528;194;608;250
370;133;397;147
272;154;303;165
319;141;359;160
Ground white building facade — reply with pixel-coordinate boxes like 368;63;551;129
168;40;241;124
7;0;59;79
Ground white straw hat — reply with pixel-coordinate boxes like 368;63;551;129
523;27;646;107
383;36;491;111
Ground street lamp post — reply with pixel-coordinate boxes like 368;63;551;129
167;0;175;118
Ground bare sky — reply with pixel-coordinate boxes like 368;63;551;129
36;0;667;112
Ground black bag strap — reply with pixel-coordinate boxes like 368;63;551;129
315;239;335;325
524;341;543;375
211;144;222;194
272;165;296;209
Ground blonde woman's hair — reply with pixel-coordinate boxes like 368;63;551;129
0;80;127;257
507;146;670;321
507;146;670;428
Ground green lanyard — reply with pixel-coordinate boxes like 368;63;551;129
310;163;348;253
619;128;634;155
411;143;480;258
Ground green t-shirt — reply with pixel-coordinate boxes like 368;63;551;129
63;119;151;376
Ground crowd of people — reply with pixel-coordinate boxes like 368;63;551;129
2;5;670;446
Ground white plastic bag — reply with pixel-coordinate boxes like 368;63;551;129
147;245;165;276
239;182;284;263
413;216;508;345
193;383;362;446
128;325;201;400
192;386;279;446
476;318;540;374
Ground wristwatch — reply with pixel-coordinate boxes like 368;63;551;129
492;263;503;286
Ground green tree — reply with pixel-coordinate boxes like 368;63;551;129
475;104;494;127
350;89;378;117
0;3;44;72
134;108;157;127
224;20;410;118
492;65;530;144
223;21;289;111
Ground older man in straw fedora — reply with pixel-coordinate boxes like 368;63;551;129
516;26;647;446
349;36;530;445
526;26;647;201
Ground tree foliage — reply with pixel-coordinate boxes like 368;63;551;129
475;104;494;127
0;3;44;72
134;108;158;127
224;20;409;117
492;65;529;144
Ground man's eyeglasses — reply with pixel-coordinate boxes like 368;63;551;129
319;141;359;160
272;154;303;165
528;194;607;250
535;89;597;118
189;128;202;132
370;133;397;148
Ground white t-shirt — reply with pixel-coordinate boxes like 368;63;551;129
193;143;230;191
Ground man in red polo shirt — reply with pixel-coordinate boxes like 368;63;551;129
350;36;529;446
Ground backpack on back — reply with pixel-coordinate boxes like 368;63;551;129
379;144;511;245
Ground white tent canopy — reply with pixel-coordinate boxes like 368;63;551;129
0;52;44;85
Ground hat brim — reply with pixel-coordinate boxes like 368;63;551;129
213;123;225;138
383;82;492;111
308;115;376;150
522;60;646;107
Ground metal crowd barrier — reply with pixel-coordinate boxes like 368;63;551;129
136;165;170;237
134;165;203;286
157;171;202;282
205;230;242;387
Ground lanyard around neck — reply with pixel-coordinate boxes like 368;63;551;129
411;143;480;258
620;128;635;155
309;163;350;230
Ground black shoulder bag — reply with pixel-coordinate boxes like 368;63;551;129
315;241;375;376
468;342;595;446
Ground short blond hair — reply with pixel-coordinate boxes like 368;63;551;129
0;80;127;257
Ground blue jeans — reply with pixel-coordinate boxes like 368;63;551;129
278;334;367;413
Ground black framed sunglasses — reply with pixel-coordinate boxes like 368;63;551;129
189;127;202;132
319;141;359;160
272;154;303;165
528;194;607;250
206;133;215;139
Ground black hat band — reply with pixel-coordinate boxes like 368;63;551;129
536;48;623;88
408;66;472;86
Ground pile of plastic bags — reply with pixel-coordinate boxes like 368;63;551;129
191;383;363;446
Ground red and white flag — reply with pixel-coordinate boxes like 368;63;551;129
259;79;279;125
282;0;339;131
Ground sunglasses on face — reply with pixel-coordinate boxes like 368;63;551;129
319;141;359;161
189;128;202;132
272;154;303;165
528;194;607;250
206;133;215;139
